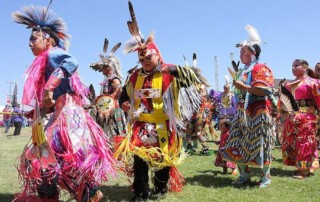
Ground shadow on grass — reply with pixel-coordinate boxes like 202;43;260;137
100;183;132;202
271;167;295;177
0;193;14;202
100;184;172;201
184;169;234;188
185;171;261;189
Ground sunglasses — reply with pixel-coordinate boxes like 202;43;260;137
139;54;154;63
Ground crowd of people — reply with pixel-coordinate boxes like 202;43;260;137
6;2;320;202
2;103;29;135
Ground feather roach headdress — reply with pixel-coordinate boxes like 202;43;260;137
12;5;70;50
124;1;163;63
90;38;123;78
236;25;262;58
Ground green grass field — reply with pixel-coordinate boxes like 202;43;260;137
0;127;319;202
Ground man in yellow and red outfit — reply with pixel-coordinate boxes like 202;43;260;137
116;33;202;201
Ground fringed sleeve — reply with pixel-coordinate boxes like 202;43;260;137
163;65;202;130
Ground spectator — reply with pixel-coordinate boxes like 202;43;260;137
12;104;23;136
314;62;320;79
2;104;12;133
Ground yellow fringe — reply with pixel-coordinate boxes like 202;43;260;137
114;128;187;171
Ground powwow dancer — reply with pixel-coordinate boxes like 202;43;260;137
12;5;115;201
183;54;216;155
222;25;275;188
114;1;202;201
90;38;127;140
216;76;237;123
280;59;320;179
214;118;237;174
185;84;216;155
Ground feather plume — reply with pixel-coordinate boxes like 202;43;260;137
127;0;143;43
228;67;236;80
145;32;154;45
224;74;231;85
236;24;262;48
88;84;96;102
192;53;197;68
231;60;239;72
183;54;189;67
103;38;108;55
186;53;210;87
90;38;122;78
128;1;139;36
110;42;121;55
123;35;142;53
245;24;261;45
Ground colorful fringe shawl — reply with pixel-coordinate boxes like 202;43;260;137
22;48;89;108
16;94;116;201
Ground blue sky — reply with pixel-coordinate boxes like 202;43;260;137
1;0;320;107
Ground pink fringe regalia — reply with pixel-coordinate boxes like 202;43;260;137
15;49;116;201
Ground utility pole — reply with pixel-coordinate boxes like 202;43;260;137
6;81;14;103
214;56;219;91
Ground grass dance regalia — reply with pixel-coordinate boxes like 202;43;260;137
182;54;217;155
114;2;202;200
89;38;127;140
222;25;275;188
12;5;115;201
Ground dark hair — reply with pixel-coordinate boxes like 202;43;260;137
293;59;316;78
220;118;231;129
252;44;261;58
293;59;309;66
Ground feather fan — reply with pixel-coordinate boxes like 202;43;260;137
279;82;298;112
